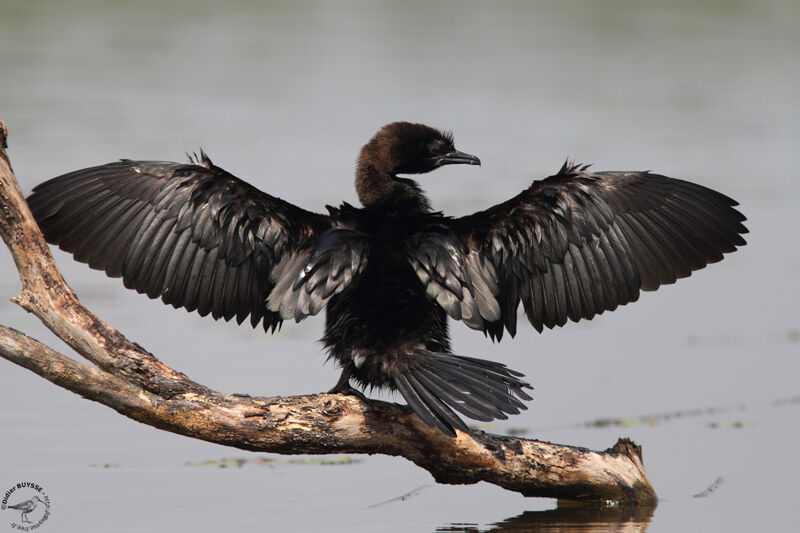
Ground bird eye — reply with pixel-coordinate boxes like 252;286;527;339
427;140;449;155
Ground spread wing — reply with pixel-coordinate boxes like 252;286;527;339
407;162;748;340
27;155;364;330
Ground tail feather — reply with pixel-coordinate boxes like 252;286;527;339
406;373;474;435
423;364;524;415
455;355;528;377
413;368;501;421
424;357;528;412
456;363;534;403
394;374;467;436
392;353;533;436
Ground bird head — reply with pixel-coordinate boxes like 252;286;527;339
361;122;480;176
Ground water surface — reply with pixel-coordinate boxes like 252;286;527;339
1;1;798;531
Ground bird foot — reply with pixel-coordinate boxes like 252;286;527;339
328;382;368;402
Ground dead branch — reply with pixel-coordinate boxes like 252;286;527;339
0;120;657;503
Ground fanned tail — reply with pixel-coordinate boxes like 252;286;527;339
393;353;533;437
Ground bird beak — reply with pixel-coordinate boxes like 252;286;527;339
433;150;481;167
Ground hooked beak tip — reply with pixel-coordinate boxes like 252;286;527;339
436;150;481;167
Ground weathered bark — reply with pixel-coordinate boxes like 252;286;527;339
0;121;657;503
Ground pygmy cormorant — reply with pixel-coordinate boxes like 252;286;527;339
27;122;747;436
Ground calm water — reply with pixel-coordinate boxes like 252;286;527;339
1;1;798;531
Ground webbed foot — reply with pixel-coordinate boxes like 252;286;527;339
327;368;368;401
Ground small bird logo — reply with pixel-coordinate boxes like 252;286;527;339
7;495;45;523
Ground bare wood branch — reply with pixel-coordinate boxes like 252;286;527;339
0;120;657;503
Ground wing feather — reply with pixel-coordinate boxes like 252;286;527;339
267;227;369;321
27;157;342;330
407;162;747;338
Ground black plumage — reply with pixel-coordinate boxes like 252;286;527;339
27;122;747;436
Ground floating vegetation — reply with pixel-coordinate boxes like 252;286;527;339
772;395;800;407
582;404;748;429
185;455;358;468
465;422;501;433
684;328;800;347
500;394;800;435
287;456;357;466
707;421;751;429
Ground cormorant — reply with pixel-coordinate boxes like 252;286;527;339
27;122;747;436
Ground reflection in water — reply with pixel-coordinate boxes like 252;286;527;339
439;502;655;533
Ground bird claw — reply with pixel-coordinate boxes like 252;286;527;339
328;382;368;402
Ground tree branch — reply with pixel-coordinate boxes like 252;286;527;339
0;120;657;503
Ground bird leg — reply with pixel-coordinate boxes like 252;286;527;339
328;367;367;401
